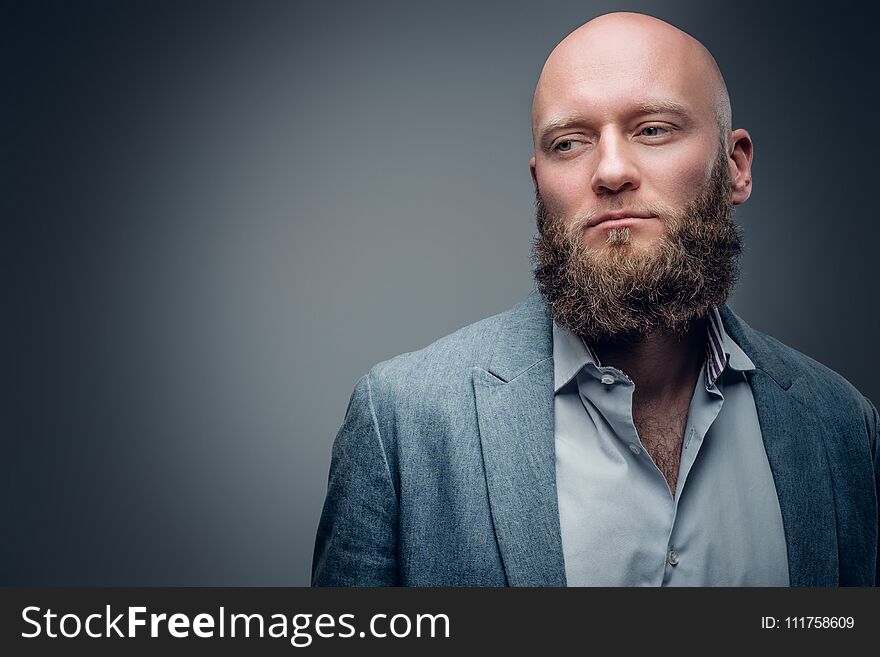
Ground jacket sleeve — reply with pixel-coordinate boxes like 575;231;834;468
868;397;880;587
311;373;399;586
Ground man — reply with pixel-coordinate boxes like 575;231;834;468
312;12;879;586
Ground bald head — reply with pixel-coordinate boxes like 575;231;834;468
532;12;731;146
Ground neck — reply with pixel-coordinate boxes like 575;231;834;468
592;319;706;402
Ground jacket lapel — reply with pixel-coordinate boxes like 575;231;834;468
473;291;567;586
721;308;839;586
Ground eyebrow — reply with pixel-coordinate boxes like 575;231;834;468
536;100;694;145
631;100;693;119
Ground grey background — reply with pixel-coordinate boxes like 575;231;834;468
4;0;877;585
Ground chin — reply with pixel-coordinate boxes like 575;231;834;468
589;229;661;252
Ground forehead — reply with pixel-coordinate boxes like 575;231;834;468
533;29;717;132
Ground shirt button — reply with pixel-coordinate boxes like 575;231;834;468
667;547;680;566
601;374;615;385
628;443;641;455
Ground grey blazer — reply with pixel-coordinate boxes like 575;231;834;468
312;291;879;586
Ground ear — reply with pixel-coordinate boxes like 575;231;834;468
727;128;753;205
529;155;538;186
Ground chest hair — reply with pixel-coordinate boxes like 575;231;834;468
633;401;690;496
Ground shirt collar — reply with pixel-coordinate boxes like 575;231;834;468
553;307;755;393
705;307;755;386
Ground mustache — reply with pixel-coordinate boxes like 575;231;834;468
537;196;677;238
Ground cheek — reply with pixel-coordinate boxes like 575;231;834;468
649;138;718;184
644;154;714;204
536;167;589;213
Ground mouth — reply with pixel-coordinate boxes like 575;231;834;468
587;212;657;229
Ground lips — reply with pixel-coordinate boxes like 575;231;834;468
587;211;656;228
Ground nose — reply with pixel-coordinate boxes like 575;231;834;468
591;131;640;196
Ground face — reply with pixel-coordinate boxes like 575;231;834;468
529;20;752;342
530;26;736;254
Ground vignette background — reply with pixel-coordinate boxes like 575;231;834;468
4;0;877;585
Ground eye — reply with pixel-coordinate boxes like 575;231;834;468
639;125;669;138
555;140;574;152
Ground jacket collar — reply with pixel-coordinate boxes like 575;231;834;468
718;306;792;390
482;290;554;382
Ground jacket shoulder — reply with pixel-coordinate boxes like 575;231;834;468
366;300;520;387
759;329;867;397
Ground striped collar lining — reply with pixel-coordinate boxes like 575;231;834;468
577;307;747;391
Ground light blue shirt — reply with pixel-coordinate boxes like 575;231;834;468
553;312;790;586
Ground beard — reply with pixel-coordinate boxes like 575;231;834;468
532;150;743;345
